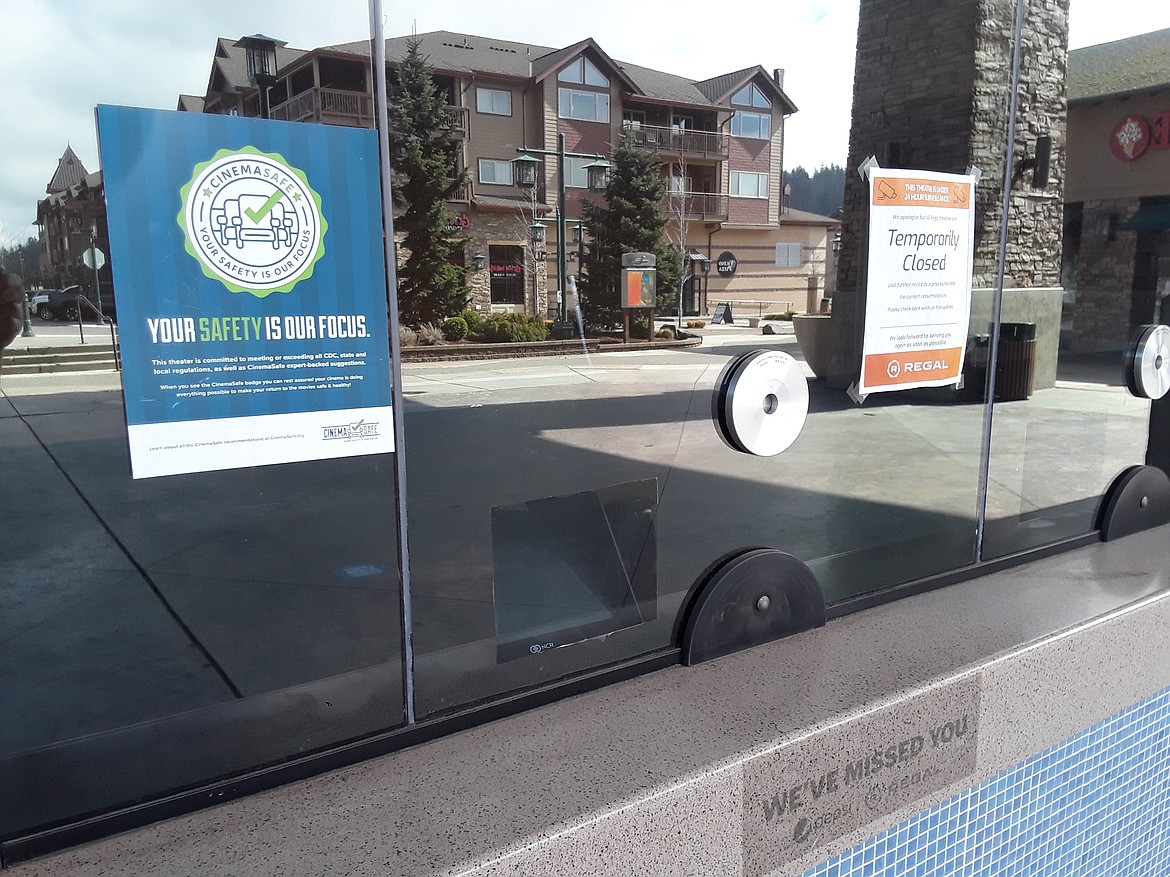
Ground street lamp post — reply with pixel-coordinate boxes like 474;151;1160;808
513;134;611;326
234;34;286;119
16;249;33;338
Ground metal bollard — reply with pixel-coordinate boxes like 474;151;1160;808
21;296;34;338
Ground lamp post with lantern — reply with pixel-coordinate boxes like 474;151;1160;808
512;134;611;326
234;34;287;119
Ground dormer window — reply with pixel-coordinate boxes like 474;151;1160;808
557;56;609;123
731;83;772;140
558;56;609;87
732;83;771;109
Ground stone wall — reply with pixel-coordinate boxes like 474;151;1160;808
831;0;1069;385
1069;199;1142;352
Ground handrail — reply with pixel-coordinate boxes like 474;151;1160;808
73;294;114;352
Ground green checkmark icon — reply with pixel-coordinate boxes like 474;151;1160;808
245;189;285;223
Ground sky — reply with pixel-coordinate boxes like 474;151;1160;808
2;0;1169;246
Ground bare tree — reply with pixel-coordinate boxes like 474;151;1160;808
510;185;547;316
663;153;693;327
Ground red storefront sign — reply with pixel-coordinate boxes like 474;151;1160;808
1111;113;1170;161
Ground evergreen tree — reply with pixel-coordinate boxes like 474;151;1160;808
0;237;41;287
388;40;470;326
783;164;845;217
579;138;680;330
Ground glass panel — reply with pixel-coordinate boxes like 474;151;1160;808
558;57;584;83
584;58;609;87
489;245;525;304
0;394;403;837
980;10;1157;559
1;104;404;841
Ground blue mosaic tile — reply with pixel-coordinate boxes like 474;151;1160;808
801;686;1170;877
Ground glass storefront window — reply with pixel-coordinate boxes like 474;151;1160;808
3;0;1166;858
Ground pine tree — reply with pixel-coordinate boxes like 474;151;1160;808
579;138;680;330
388;40;470;326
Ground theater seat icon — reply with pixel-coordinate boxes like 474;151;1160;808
212;193;296;250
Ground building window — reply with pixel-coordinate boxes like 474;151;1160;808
731;171;769;198
558;56;608;87
731;111;771;140
732;83;772;109
563;156;595;188
622;109;646;127
559;88;609;123
475;87;512;116
489;244;525;305
478;159;513;186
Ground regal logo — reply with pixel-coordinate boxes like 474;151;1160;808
177;147;327;297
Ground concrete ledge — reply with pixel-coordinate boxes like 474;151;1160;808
13;527;1170;877
400;335;700;362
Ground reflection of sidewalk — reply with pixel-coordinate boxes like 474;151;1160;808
1;378;401;754
0;329;1148;759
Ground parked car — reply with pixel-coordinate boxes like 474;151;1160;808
31;289;61;320
35;284;116;322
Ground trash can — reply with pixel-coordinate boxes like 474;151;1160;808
995;322;1037;401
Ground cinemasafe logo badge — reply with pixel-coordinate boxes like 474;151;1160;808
178;146;327;297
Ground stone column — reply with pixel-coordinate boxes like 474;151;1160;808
830;0;1068;388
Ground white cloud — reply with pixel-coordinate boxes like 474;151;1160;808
2;0;1167;242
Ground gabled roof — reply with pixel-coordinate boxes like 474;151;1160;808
695;65;798;115
1068;28;1170;103
618;61;723;110
177;94;206;113
531;37;641;94
200;30;798;117
46;146;88;194
328;31;555;79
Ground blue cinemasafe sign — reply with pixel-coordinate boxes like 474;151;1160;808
96;105;393;478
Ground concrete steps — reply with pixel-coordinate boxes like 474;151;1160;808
2;342;120;375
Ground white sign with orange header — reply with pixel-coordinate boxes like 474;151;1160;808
860;169;976;395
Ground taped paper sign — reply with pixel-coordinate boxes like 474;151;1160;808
860;170;976;394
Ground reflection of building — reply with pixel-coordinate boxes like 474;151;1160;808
35;146;111;288
183;32;837;318
1064;29;1170;352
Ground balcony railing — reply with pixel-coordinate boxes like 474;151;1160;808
391;174;471;204
664;192;729;222
622;123;729;160
439;105;470;138
271;89;468;137
270;88;374;124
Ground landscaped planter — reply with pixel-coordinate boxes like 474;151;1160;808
791;313;832;379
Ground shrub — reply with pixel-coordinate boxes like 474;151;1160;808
415;322;445;345
655;325;677;339
440;315;468;341
399;326;418;347
686;320;706;329
764;311;797;321
460;309;485;333
480;312;549;343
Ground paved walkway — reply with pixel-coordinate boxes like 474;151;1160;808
0;318;1145;808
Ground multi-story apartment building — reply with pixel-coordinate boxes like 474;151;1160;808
34;146;111;288
185;31;838;319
